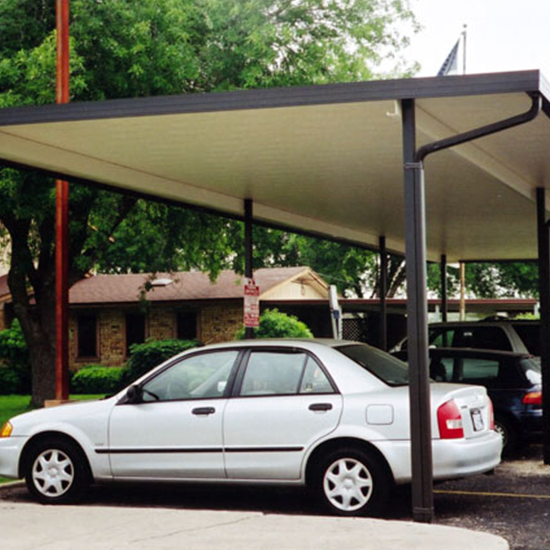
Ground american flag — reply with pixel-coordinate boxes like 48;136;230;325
437;39;460;76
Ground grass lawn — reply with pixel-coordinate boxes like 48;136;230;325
0;394;105;484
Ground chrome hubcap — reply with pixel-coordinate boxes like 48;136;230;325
32;449;74;497
323;458;373;512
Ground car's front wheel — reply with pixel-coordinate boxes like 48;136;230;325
312;447;391;516
24;437;90;504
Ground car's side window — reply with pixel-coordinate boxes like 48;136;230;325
458;358;500;385
299;358;334;394
239;351;309;396
429;329;455;348
141;350;239;402
429;356;454;381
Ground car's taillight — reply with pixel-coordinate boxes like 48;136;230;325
488;398;495;431
437;399;464;439
522;391;542;406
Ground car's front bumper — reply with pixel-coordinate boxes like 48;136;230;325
0;436;28;479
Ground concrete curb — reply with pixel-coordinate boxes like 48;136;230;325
0;502;509;550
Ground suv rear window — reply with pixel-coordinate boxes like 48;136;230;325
513;324;540;356
428;326;512;351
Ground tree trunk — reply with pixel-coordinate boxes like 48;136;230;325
28;329;56;407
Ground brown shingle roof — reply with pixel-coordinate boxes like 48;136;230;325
68;266;310;305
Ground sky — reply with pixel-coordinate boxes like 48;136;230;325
404;0;550;78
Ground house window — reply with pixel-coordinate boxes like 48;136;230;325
177;311;197;340
77;313;98;358
126;312;146;355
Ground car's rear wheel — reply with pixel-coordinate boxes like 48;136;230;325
312;447;391;517
24;437;90;504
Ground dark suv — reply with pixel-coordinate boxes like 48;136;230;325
394;347;542;453
392;320;541;357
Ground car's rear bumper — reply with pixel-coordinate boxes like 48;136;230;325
432;431;502;481
376;431;502;484
0;436;28;479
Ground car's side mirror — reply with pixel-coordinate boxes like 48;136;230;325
125;385;143;404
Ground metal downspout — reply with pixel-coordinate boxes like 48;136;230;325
402;92;541;523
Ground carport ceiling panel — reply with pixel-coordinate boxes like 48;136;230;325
418;93;550;196
421;144;537;261
0;99;407;248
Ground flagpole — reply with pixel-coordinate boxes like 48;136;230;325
462;24;467;75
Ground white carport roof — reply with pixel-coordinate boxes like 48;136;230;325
1;70;550;261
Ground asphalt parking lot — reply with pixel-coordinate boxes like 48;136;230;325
1;445;548;550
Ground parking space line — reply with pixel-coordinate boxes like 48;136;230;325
434;489;550;500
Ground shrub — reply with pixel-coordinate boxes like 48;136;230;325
235;308;313;340
0;368;19;395
124;339;201;385
0;320;31;393
70;364;126;395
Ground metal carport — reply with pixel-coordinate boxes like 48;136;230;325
1;69;550;522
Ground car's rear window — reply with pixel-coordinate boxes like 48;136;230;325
336;344;409;386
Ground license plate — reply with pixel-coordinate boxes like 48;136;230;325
471;408;484;431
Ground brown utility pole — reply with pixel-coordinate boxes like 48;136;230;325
55;0;70;401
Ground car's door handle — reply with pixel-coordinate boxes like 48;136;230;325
309;403;333;412
192;407;216;416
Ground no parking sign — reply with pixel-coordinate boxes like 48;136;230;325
244;278;260;327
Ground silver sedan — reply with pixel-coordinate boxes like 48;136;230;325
0;339;502;516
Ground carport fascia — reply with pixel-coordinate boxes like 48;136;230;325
1;70;550;523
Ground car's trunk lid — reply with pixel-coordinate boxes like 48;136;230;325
431;383;492;439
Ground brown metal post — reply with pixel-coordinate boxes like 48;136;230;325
379;236;388;351
244;199;255;339
55;0;70;401
536;188;550;465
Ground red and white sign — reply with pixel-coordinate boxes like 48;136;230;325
244;278;260;327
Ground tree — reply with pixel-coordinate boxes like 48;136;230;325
0;0;417;405
427;262;539;299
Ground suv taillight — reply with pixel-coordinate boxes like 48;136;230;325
522;391;542;406
437;399;464;439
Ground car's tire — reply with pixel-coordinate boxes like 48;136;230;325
494;416;518;456
24;437;91;504
311;447;391;517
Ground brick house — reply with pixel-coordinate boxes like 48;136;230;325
0;266;332;369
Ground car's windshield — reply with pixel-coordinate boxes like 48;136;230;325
336;344;409;386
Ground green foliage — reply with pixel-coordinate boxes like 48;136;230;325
0;368;19;395
427;262;539;299
70;365;125;395
125;339;201;384
513;312;539;320
235;308;313;339
0;320;31;393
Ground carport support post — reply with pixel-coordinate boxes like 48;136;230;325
536;188;550;464
441;254;447;323
401;99;434;523
379;236;388;351
244;199;255;339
